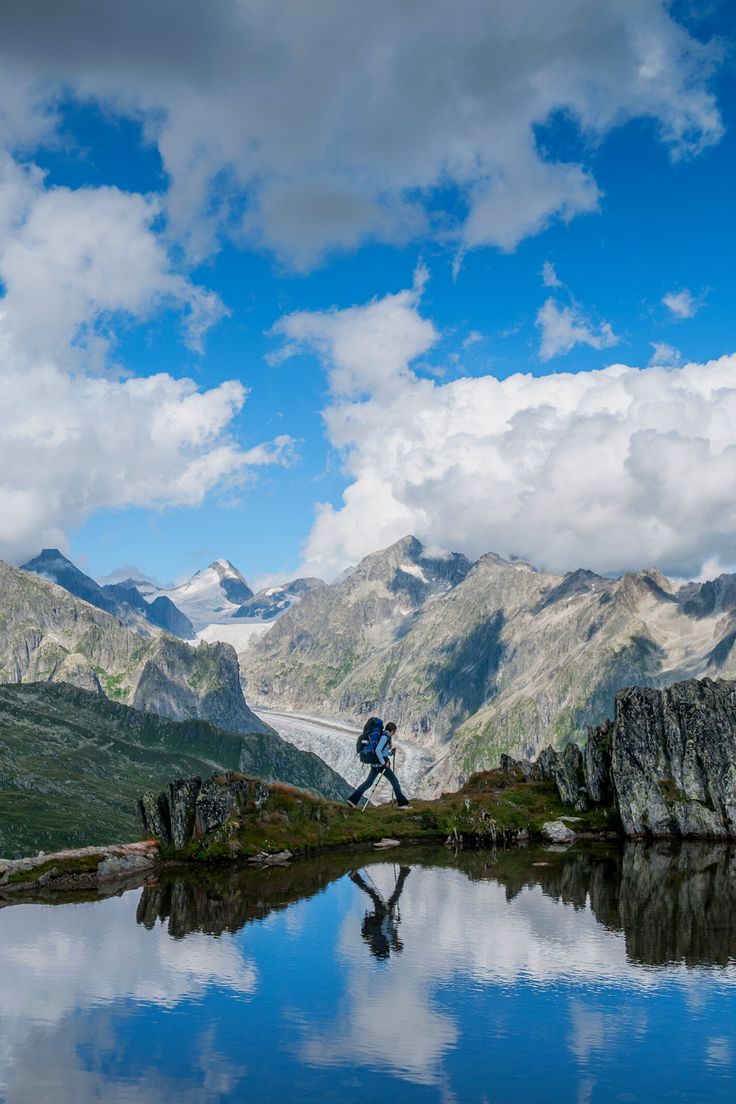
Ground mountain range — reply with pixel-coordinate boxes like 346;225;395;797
0;559;272;736
237;535;736;794
11;536;736;801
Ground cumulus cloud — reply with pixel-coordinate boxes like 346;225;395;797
0;0;723;268
0;156;225;361
0;136;286;563
0;350;291;563
272;278;736;580
270;265;436;398
536;297;618;361
663;288;701;319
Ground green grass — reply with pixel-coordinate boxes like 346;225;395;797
171;769;621;864
0;682;349;858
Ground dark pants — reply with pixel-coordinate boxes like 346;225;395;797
349;763;408;807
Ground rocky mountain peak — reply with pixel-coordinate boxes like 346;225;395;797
27;547;73;567
207;560;253;603
352;534;471;594
679;573;736;619
22;548;117;615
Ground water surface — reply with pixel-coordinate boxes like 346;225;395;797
1;843;735;1102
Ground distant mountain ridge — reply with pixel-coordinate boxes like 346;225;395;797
0;559;272;737
22;549;194;639
238;535;736;794
133;558;325;632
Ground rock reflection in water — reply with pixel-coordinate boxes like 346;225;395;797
135;842;736;968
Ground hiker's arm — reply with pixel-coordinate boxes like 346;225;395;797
375;732;390;765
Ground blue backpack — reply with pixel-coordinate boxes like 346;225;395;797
356;716;383;764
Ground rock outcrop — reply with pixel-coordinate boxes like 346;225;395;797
138;772;311;851
0;840;158;895
610;679;736;838
534;677;736;839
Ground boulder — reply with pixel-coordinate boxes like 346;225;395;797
137;791;172;844
194;777;238;838
541;820;576;844
498;753;521;774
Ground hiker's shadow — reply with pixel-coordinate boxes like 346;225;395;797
349;866;411;960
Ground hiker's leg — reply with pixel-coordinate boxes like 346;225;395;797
381;765;408;805
348;767;380;804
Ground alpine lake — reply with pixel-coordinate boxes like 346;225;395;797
1;841;735;1103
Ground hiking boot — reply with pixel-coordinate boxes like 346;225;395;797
398;802;412;811
345;798;359;809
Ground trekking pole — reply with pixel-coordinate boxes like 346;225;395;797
360;760;391;811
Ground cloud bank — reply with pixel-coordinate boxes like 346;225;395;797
0;0;723;268
0;114;286;563
275;279;736;580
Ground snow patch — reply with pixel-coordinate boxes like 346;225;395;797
399;562;429;584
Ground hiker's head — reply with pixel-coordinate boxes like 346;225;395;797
385;722;397;735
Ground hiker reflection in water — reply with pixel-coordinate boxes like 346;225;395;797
349;866;411;959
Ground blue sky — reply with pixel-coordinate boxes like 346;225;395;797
0;1;734;585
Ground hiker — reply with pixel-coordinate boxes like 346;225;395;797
349;865;411;958
347;719;411;809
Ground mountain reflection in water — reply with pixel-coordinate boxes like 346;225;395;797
1;842;735;1103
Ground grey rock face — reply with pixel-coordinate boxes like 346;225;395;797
549;677;736;839
168;778;202;848
610;679;736;838
584;720;613;804
241;535;736;796
137;792;171;842
554;743;586;807
22;549;193;638
194;776;238;838
147;596;194;638
532;745;559;781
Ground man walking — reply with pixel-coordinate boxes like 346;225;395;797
347;721;411;809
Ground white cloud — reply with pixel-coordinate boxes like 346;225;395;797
270;265;436;398
0;351;291;563
649;342;682;367
663;288;700;319
272;278;736;580
541;261;563;288
0;157;225;361
0;1;723;268
0;891;256;1101
0;146;287;564
536;297;618;361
